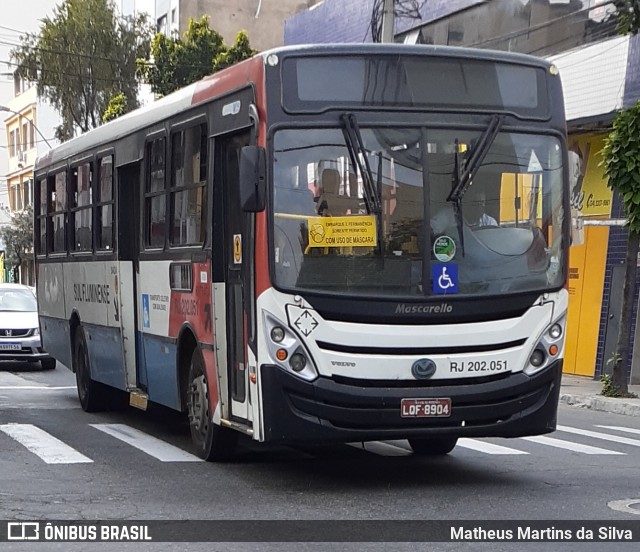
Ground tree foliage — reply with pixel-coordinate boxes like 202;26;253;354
213;31;257;73
0;206;34;283
615;0;640;35
602;102;640;233
102;92;128;123
11;0;152;141
137;16;257;97
600;101;640;396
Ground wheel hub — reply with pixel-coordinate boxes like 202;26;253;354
188;375;209;435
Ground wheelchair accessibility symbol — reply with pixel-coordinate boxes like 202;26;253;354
432;263;458;294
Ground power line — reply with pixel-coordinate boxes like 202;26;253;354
0;58;140;86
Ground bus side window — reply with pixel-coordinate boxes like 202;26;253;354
145;137;167;248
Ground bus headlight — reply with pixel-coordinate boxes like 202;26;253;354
290;351;307;372
270;326;285;343
263;312;318;381
524;315;566;376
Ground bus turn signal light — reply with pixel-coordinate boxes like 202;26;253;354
549;344;559;356
276;349;288;361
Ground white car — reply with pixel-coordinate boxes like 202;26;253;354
0;283;56;369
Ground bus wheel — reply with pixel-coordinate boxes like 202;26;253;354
408;437;458;455
40;358;57;370
187;348;237;461
74;327;106;412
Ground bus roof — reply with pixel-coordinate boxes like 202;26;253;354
34;43;554;172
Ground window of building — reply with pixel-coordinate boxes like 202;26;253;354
12;183;22;211
23;178;32;207
170;124;207;246
9;130;15;157
71;162;93;251
29;122;35;149
145;138;166;248
97;156;114;250
157;14;167;35
21;122;28;153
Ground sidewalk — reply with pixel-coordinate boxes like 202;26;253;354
560;374;640;417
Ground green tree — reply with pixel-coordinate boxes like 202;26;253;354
600;101;640;397
137;16;257;97
597;1;640;397
614;1;640;35
11;0;152;141
0;206;34;284
213;31;257;73
102;92;128;123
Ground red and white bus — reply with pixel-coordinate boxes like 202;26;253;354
34;44;570;460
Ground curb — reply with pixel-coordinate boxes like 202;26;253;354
560;393;640;417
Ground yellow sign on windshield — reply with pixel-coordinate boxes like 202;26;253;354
307;215;377;248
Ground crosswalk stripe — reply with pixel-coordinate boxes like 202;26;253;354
90;424;203;462
0;386;76;390
0;423;93;464
521;435;624;455
596;425;640;436
557;425;640;447
347;441;413;456
457;438;528;455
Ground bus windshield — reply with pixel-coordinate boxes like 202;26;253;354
272;126;565;298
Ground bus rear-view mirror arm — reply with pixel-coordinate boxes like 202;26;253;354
239;145;266;212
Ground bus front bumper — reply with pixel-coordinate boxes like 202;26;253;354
260;360;562;444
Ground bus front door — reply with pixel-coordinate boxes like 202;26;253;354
213;130;254;427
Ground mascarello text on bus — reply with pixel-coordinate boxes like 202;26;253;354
34;44;570;460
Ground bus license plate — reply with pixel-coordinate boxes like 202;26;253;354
401;398;451;418
0;343;21;351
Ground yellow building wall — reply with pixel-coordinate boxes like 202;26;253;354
563;132;613;377
564;226;609;375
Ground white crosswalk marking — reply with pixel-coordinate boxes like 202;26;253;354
557;425;640;447
521;435;624;455
0;423;93;464
596;425;640;436
90;424;203;462
457;438;528;455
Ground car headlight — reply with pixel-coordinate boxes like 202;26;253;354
263;311;318;381
524;316;566;376
32;328;40;336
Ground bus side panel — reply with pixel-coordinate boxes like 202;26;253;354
82;322;127;389
63;261;127;390
37;262;73;368
139;333;180;410
118;261;137;389
40;316;72;368
137;259;181;410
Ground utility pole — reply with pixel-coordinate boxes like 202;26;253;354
381;0;395;43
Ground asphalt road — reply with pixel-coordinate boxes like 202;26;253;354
1;361;640;551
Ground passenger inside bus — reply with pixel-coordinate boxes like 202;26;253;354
466;189;498;227
316;168;359;216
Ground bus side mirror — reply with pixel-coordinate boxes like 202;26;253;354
239;146;266;212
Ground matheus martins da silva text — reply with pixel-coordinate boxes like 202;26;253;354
450;525;633;541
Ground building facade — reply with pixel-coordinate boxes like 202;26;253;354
155;0;310;50
2;79;59;284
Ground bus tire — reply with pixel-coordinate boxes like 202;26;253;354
187;347;237;461
74;326;107;412
40;358;57;370
408;437;458;455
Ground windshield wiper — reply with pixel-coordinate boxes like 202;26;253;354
340;113;382;215
447;114;503;203
447;114;503;255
